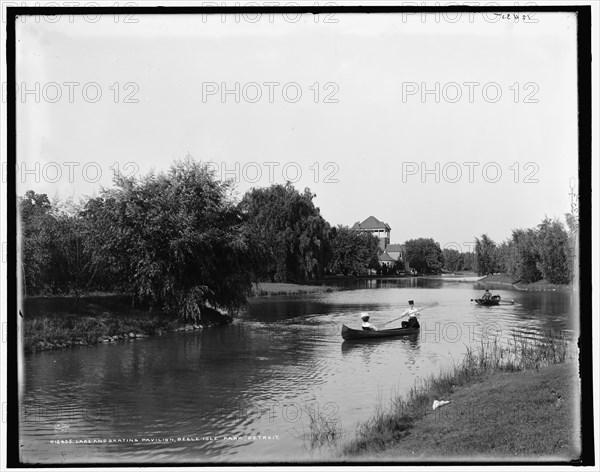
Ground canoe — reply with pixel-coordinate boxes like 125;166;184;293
341;324;420;341
474;297;501;306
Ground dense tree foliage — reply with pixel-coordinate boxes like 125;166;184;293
18;157;578;319
536;218;573;284
81;158;254;321
505;229;542;283
564;212;579;281
474;219;573;284
19;192;96;296
495;241;512;274
404;238;444;274
48;212;96;297
327;226;380;276
462;251;475;271
442;248;463;272
19;191;53;294
475;234;498;276
239;183;331;282
441;248;476;272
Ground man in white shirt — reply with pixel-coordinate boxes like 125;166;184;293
401;300;420;329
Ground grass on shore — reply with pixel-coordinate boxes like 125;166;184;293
301;405;345;452
375;362;580;460
251;282;336;297
23;311;184;352
22;295;229;353
479;274;572;291
339;332;578;458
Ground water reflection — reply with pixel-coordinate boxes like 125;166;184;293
21;278;577;464
341;333;420;354
322;277;421;290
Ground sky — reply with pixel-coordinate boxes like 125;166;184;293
14;10;579;250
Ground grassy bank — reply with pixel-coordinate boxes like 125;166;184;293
22;295;231;353
251;282;337;297
375;363;580;459
421;272;483;282
479;274;572;291
338;334;579;459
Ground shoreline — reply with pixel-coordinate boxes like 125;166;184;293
250;282;339;297
252;275;574;294
339;335;578;459
342;363;579;460
23;275;572;353
22;295;231;353
478;274;573;292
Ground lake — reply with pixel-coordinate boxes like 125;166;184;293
19;278;577;464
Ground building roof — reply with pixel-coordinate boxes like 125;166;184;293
385;244;404;253
351;216;391;231
379;252;395;262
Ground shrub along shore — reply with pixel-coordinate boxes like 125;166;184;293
336;334;580;459
22;294;232;353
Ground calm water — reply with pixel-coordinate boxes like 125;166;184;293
20;279;577;464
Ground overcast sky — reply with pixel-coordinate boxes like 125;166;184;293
15;10;578;249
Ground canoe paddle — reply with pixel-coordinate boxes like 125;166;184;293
381;302;439;327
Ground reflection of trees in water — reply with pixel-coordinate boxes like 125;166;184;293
24;322;327;454
510;292;575;335
247;299;332;321
322;277;421;291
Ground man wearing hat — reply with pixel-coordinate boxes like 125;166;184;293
400;300;420;329
361;312;378;331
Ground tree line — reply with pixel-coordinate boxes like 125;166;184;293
19;158;576;320
474;216;576;284
19;159;383;320
409;221;575;285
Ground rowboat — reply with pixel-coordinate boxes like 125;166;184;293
474;297;501;306
341;324;420;341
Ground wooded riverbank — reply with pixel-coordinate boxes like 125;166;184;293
479;274;574;291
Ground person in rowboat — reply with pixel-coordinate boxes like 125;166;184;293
400;300;420;329
481;289;492;300
361;313;378;331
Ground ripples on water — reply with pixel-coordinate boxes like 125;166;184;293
20;279;577;463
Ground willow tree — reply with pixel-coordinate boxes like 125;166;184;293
82;157;253;321
506;229;541;284
537;218;572;284
239;183;331;283
475;234;498;276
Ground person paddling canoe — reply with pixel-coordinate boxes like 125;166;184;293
400;300;420;329
361;313;378;331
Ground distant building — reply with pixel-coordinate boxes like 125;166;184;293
378;251;396;267
383;244;404;261
351;216;391;250
380;243;409;271
351;216;408;271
